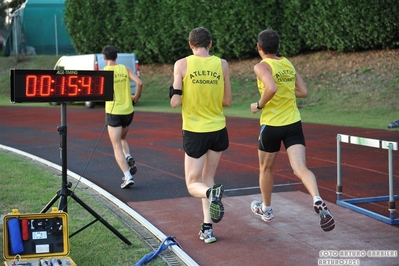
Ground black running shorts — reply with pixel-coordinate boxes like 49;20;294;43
106;112;134;128
258;121;305;152
183;127;229;158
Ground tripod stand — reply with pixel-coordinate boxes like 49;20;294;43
41;103;131;245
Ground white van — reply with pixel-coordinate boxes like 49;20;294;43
52;53;140;108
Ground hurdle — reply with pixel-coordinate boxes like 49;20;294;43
336;134;399;225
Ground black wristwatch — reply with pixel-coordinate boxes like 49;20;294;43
256;101;262;110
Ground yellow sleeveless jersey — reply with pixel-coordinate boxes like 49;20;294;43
258;57;301;126
182;55;225;132
104;64;134;114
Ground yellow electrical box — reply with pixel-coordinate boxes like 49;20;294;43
2;208;77;266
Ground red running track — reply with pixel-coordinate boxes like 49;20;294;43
1;105;398;265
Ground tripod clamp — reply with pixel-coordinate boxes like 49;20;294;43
57;125;67;135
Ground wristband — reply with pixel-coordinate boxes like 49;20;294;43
169;86;182;99
256;101;262;109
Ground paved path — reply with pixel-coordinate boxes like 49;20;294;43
1;106;399;265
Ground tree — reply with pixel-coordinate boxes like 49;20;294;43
0;0;26;29
0;0;9;29
7;0;26;13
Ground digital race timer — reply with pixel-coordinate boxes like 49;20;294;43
10;69;114;103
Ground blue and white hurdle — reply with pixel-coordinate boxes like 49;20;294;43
336;134;399;225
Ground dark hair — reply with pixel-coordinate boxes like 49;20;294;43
189;27;212;48
102;45;118;61
258;29;280;54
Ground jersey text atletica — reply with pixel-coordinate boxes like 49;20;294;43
189;70;221;80
275;69;295;83
190;70;220;85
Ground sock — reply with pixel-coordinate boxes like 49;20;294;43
124;170;132;180
313;196;323;205
206;188;211;198
125;154;131;159
202;223;212;232
262;203;272;212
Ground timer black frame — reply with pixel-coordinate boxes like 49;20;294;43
10;69;114;103
10;69;131;245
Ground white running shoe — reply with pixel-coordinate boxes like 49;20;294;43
314;201;335;231
208;184;224;223
121;177;134;189
251;200;274;222
126;156;137;175
199;223;217;244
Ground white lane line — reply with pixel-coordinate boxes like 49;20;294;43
225;182;303;192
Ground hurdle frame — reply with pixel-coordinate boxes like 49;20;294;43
336;134;399;225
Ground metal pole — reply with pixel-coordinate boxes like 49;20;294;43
54;15;58;55
336;134;342;200
388;143;395;217
13;16;18;57
58;103;68;212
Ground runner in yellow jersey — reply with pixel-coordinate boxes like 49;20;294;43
103;45;143;189
249;29;335;232
170;27;232;243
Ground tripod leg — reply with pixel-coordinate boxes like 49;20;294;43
41;190;61;213
68;189;132;245
46;104;131;245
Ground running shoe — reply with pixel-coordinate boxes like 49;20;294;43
121;177;134;189
126;156;137;175
199;224;217;244
250;200;274;222
208;184;224;223
314;201;335;231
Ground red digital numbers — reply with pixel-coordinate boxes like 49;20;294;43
25;74;105;97
94;76;104;95
67;76;78;96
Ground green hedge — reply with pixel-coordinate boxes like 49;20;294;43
64;0;399;63
299;0;399;51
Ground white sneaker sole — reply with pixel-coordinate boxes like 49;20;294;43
121;179;134;189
